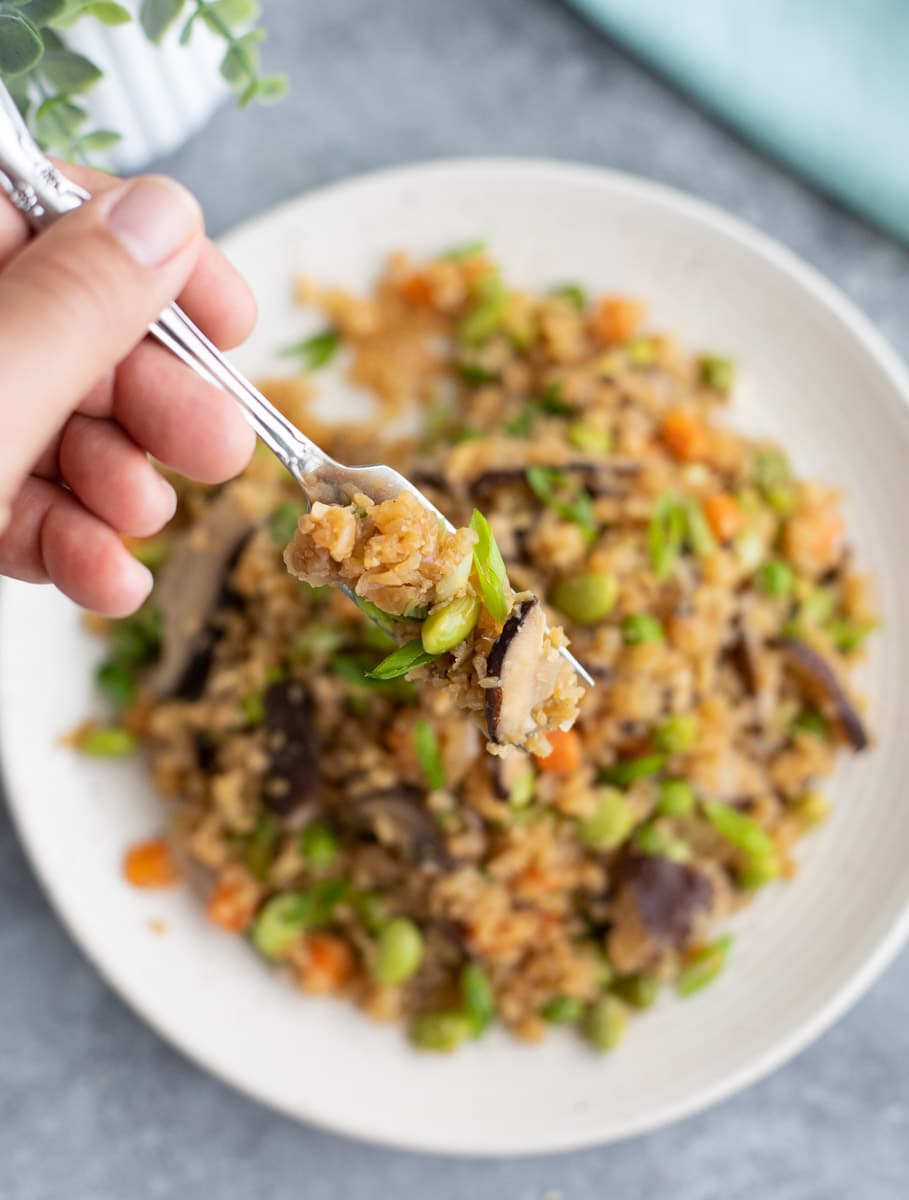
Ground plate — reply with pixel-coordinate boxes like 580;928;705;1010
3;160;909;1156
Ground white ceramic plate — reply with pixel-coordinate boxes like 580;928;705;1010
3;160;909;1157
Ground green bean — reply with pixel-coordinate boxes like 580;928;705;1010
246;814;282;880
652;713;697;754
621;613;664;645
757;559;794;598
567;421;612;455
578;788;634;850
470;509;509;622
300;821;339;869
699;355;735;392
601;754;665;787
78;727;137;757
677;934;732;996
550;571;618;625
585;996;628;1051
373;918;424;984
613;974;659;1009
703;801;774;858
541;995;585;1024
421;594;480;655
415;720;446;792
411;1011;474;1052
461;963;496;1036
656;778;696;817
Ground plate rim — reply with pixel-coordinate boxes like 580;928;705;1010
3;155;909;1157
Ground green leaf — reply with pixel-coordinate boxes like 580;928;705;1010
81;1;132;25
280;328;341;371
77;128;121;152
138;0;184;43
366;639;438;681
34;95;87;148
18;0;67;25
219;42;252;86
0;12;44;75
206;0;259;32
41;48;102;92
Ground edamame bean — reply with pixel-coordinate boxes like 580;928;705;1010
374;917;424;984
550;571;618;625
677;935;732;996
585;996;628;1051
421;594;481;655
656;778;695;817
411;1011;474;1052
578;788;634;850
653;713;697;754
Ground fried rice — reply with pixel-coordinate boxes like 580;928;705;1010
84;243;878;1053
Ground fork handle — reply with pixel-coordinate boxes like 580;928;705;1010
0;81;322;479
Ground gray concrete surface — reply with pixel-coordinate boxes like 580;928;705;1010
2;1;908;1196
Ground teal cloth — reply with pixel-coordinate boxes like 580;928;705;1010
564;0;909;244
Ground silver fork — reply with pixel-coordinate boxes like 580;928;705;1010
0;83;592;686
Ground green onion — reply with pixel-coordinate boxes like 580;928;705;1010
540;381;571;413
96;660;137;711
441;239;488;262
621;613;664;645
245;814;282;881
77;727;137;758
108;605;162;668
677;934;732;996
648;493;686;581
373;918;424;984
550;571;618;625
241;690;266;726
613;973;659;1009
757;559;794;598
567;421;612;454
411;1011;474;1052
366;639;440;681
578;788;634;850
800;586;837;625
541;995;585;1024
791;709;830;740
268;501;305;545
683;497;717;558
353;890;390;934
458;292;506;346
825;616;875;655
792;790;830;830
656;778;696;817
733;530;764;571
280;328;341;370
752;449;793;513
504;407;537;437
508;766;536;809
415;720;446;792
300;821;339;868
525;466;598;543
290;623;347;662
461;963;496;1036
627;338;656;367
550;283;588;311
699;355;735;392
703;801;774;858
652;713;697;754
601;753;665;787
251;880;349;959
469;509;510;623
505;386;571;436
457;360;499;385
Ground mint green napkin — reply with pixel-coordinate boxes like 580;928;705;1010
564;0;909;244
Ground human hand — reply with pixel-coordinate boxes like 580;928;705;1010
0;167;257;617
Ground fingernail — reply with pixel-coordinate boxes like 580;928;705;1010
124;557;154;607
155;475;178;522
105;177;201;269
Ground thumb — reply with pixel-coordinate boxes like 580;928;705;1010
0;175;203;516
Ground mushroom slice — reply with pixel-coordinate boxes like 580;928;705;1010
261;680;321;816
485;597;565;747
147;489;264;699
779;637;869;752
608;852;716;974
340;785;451;867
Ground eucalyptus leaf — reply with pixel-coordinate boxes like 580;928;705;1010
206;0;259;33
78;127;121;151
34;94;86;148
0;12;44;75
18;0;67;25
42;48;102;92
138;0;184;44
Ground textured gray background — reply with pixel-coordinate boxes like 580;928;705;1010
2;1;908;1197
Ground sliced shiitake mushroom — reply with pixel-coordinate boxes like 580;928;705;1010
261;680;321;815
468;459;640;501
339;785;451;867
779;637;869;751
608;852;715;974
485;597;564;746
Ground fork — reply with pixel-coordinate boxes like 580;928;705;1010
0;83;593;686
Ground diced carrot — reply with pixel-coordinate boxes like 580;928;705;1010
590;296;647;346
399;271;435;307
534;727;583;774
206;879;255;933
661;408;710;462
702;493;744;542
298;932;355;994
124;838;179;890
515;864;561;894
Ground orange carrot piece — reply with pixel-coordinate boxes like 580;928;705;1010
702;493;744;542
590;296;647;346
661;408;710;462
534;727;583;774
123;838;179;890
206;880;255;933
299;932;355;994
399;271;435;307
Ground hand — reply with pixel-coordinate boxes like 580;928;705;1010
0;167;257;617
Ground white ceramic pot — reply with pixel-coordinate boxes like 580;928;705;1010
66;4;227;171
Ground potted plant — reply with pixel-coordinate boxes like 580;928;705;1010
0;0;284;167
